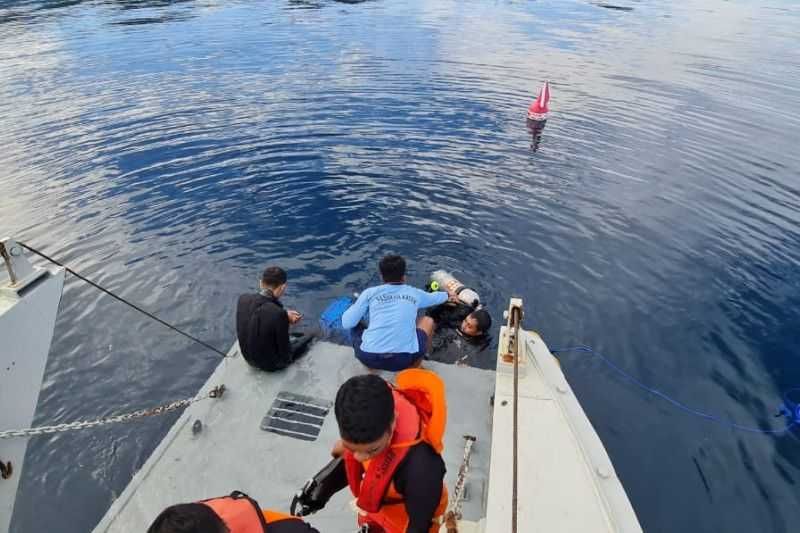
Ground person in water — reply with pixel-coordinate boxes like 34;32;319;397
147;491;320;533
428;303;491;339
293;372;448;533
236;266;313;371
426;303;492;364
341;254;456;371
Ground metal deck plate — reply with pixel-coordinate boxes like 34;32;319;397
261;392;332;441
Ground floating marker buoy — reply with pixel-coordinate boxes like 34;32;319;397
527;80;550;121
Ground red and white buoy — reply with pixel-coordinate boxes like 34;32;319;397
527;81;550;122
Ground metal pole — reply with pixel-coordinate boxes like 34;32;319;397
505;304;522;533
0;243;16;285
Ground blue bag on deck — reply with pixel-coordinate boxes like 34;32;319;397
319;296;353;343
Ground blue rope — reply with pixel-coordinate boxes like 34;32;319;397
550;345;798;436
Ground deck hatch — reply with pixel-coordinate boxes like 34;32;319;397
261;391;332;441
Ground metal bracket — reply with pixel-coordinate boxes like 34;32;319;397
0;460;12;480
0;238;47;296
0;242;16;285
502;298;524;362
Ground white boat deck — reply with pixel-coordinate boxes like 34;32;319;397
483;326;642;533
92;341;496;533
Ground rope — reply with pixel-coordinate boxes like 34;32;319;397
18;241;230;359
550;345;797;435
510;307;521;533
0;385;225;439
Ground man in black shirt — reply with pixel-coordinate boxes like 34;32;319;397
236;266;313;371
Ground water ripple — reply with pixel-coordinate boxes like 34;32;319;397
2;1;800;532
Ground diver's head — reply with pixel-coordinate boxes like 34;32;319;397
260;266;288;298
379;254;406;284
461;309;491;337
335;374;396;462
147;503;228;533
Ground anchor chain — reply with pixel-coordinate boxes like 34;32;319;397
0;385;225;440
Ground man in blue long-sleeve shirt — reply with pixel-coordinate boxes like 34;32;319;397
342;255;455;371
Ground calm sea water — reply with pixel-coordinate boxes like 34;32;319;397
2;0;800;531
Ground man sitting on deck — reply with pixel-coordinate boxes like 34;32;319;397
236;266;313;372
342;254;455;371
292;372;448;533
147;491;320;532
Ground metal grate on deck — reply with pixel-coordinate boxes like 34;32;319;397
260;391;332;441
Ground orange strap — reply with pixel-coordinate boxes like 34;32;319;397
262;509;301;523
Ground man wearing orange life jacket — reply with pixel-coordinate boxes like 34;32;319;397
148;491;320;533
293;370;448;533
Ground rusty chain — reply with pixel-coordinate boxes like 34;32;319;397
444;435;477;532
0;385;225;440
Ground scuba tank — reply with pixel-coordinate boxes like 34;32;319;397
430;270;480;308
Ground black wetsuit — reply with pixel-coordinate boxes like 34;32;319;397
426;303;491;365
236;291;313;371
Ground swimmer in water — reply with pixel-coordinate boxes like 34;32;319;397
426;302;492;365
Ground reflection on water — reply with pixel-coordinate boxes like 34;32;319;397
1;0;800;532
526;118;547;153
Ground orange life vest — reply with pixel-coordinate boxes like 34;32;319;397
202;491;298;532
344;369;448;533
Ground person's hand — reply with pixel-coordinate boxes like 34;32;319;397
287;310;303;324
331;439;345;458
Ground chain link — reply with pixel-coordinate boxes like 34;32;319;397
444;435;477;531
0;385;225;440
451;435;476;517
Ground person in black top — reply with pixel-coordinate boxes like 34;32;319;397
236;266;313;371
426;303;492;365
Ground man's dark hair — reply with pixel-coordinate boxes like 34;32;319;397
470;309;492;334
261;266;287;288
379;255;406;283
335;375;395;443
147;503;228;533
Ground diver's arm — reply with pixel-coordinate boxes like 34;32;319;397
415;288;449;309
341;290;370;329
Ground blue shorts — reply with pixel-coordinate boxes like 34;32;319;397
352;325;427;371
